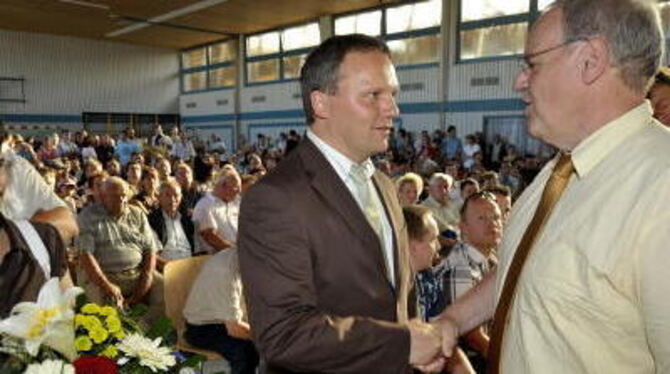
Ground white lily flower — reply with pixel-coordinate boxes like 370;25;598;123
0;277;82;360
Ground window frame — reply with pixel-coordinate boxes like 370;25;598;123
180;39;237;94
333;0;442;70
456;0;543;63
244;21;321;86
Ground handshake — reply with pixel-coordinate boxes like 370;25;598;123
408;317;460;373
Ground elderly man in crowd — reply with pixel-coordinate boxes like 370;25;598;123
438;1;670;373
148;179;194;270
78;177;162;321
421;173;460;231
192;168;241;255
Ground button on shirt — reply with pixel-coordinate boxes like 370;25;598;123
192;193;240;254
496;102;670;373
306;131;395;286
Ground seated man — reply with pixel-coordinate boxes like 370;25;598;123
403;205;474;374
444;191;503;371
191;168;241;255
183;250;259;374
78;177;163;322
148;180;194;270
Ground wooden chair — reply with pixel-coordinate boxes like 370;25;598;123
163;255;223;361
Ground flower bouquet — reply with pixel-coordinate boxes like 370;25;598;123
0;278;207;373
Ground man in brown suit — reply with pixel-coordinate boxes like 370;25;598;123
238;34;444;374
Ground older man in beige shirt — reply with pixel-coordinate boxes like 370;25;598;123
436;1;670;373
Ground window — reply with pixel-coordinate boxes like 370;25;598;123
458;0;541;61
335;10;382;36
335;1;442;67
245;21;320;84
180;39;237;93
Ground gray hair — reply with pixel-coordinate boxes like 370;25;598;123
552;0;663;93
428;172;453;187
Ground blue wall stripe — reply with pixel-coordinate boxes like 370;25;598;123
0;114;81;123
183;123;234;130
0;99;524;125
182;114;237;123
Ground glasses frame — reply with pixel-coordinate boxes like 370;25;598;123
518;37;588;73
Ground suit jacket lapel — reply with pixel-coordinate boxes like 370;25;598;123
298;139;390;281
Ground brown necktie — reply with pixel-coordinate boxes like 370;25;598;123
488;152;575;373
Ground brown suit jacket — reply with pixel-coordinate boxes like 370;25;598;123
239;138;413;374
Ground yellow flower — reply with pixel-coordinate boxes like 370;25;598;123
101;345;118;358
98;306;117;317
82;316;103;332
88;328;109;344
114;330;126;340
80;303;101;315
105;316;122;333
74;336;93;352
74;314;87;328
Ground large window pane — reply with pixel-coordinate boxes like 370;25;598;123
460;0;529;22
387;0;441;34
183;71;207;92
282;23;320;51
388;35;440;65
335;10;382;36
460;22;527;59
538;0;555;10
182;48;206;69
247;59;280;83
246;31;280;57
209;41;236;64
283;54;307;79
209;66;236;88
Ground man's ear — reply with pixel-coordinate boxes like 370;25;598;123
310;90;330;121
580;36;608;85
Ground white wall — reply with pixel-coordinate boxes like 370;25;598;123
0;29;179;130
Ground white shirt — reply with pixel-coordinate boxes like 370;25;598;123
192;193;240;254
1;152;66;220
183;249;245;325
159;211;192;260
307;130;396;286
496;102;670;373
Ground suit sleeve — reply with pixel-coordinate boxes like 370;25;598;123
238;182;411;374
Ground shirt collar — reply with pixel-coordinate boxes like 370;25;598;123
571;101;655;178
307;130;375;181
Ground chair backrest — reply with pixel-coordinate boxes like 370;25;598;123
163;255;211;335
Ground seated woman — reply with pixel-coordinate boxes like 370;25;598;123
0;211;72;318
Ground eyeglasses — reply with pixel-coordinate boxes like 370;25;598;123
518;38;587;73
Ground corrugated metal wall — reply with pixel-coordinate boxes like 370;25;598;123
0;29;179;131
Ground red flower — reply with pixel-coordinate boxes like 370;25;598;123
74;356;118;374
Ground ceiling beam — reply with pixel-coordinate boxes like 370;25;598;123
105;0;231;38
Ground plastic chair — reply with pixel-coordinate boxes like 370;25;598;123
163;255;223;361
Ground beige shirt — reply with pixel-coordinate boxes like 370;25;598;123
421;195;460;231
496;102;670;373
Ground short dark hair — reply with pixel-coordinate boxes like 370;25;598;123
402;205;433;241
459;191;497;218
460;178;479;193
485;184;511;198
300;34;391;125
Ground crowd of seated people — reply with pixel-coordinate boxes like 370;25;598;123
0;120;557;373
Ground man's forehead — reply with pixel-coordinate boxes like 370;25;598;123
527;7;563;49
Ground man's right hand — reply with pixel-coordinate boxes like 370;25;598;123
408;319;443;369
